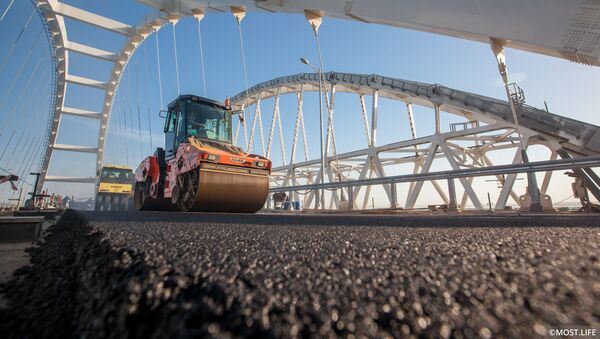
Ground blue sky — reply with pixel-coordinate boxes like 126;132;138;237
1;0;599;206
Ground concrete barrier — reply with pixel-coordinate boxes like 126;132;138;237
0;216;44;243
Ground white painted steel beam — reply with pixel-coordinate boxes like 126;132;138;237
52;144;98;153
52;1;132;35
61;106;103;119
65;74;108;90
44;175;96;183
64;41;117;62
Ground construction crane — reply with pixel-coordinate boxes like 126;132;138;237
0;174;18;191
134;95;271;213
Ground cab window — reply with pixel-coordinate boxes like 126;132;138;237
164;103;179;133
100;168;133;184
175;108;187;146
164;103;181;157
185;99;232;143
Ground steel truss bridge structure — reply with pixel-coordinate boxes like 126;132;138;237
20;0;600;210
229;72;600;210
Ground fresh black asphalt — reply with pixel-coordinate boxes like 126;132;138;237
1;210;599;338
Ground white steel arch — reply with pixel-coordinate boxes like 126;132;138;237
35;0;175;191
230;72;600;210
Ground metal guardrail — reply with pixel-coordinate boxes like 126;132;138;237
269;156;600;193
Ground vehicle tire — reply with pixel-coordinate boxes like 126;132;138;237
118;195;129;211
176;169;199;212
95;195;103;211
135;180;176;211
111;195;120;211
102;195;111;211
134;181;147;210
127;196;134;211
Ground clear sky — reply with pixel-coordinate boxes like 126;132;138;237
1;0;599;207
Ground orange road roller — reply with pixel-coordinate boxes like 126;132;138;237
134;95;271;213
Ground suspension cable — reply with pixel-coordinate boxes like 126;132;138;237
110;110;117;164
23;140;44;183
110;96;120;164
9;135;34;176
24;138;44;179
298;89;310;161
126;66;138;162
15;135;39;179
0;130;15;164
17;132;32;156
14;74;51;142
16;138;42;190
171;22;181;95
24;82;52;181
143;42;153;150
107;113;116;164
0;29;43;113
121;79;130;167
134;56;143;161
0;52;48;135
154;31;164;110
0;7;36;75
12;106;46;172
195;17;207;96
0;0;15;23
234;14;249;149
1;130;24;167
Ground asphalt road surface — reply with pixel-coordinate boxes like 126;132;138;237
1;210;599;338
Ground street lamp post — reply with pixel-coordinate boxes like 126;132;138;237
300;57;325;210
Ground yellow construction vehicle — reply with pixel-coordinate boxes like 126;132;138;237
95;165;134;211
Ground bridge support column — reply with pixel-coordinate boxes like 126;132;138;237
447;178;458;212
521;150;543;211
390;183;397;208
347;185;354;210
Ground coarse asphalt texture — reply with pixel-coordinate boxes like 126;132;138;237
1;210;599;338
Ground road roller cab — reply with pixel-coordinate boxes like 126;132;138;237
134;95;271;212
95;165;134;211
